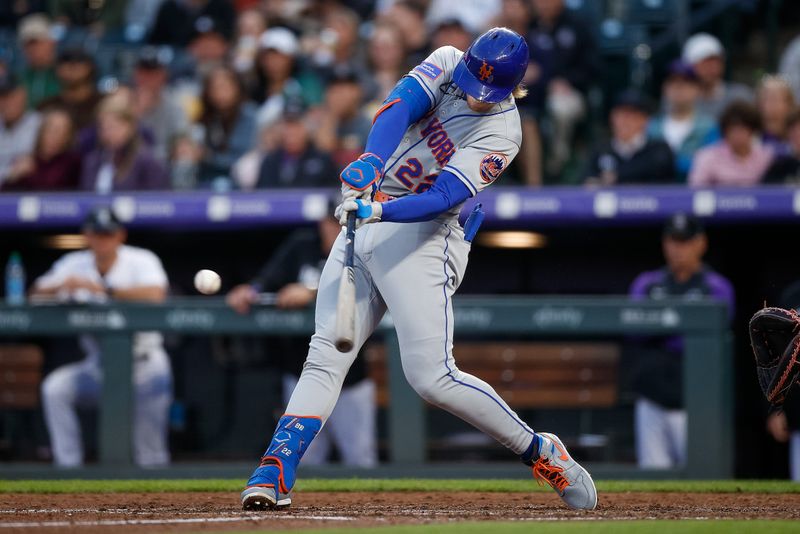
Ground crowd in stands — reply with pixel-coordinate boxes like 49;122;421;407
1;0;799;193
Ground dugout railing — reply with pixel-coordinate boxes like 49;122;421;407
0;297;732;479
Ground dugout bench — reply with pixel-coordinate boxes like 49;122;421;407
0;297;732;478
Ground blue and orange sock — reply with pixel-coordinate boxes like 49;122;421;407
520;433;543;465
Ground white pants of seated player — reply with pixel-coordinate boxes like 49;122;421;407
635;397;687;469
791;431;800;482
282;374;377;467
285;219;535;457
41;348;172;467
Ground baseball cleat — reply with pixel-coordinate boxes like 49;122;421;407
531;432;597;510
241;486;292;510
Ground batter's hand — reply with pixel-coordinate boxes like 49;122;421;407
341;182;371;203
340;153;383;191
339;198;382;227
226;284;258;314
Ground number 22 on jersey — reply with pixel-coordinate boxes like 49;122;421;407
395;158;439;194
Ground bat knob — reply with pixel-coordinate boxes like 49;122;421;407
335;340;354;353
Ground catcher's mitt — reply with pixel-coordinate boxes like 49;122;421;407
749;307;800;406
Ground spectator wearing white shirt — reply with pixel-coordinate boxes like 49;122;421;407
33;207;172;468
648;60;719;181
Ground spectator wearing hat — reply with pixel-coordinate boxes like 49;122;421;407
148;0;235;47
764;109;800;185
255;99;336;189
310;66;372;171
682;33;754;119
689;101;773;187
195;65;257;185
648;61;719;181
627;214;734;469
0;73;42;187
756;75;796;156
1;108;81;191
251;27;321;130
39;49;102;131
16;14;60;109
80;92;169;192
524;0;601;178
33;207;173;468
584;89;675;186
132;47;189;163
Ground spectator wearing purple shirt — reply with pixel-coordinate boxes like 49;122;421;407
80;92;168;192
628;213;734;469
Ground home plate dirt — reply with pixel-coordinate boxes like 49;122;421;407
1;492;798;532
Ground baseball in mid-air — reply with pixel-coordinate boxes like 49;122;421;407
194;269;221;295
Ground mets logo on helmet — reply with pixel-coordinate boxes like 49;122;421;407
478;60;494;82
479;153;508;183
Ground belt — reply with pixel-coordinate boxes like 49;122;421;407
373;190;396;203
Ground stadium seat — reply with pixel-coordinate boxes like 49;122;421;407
367;341;619;409
0;344;43;409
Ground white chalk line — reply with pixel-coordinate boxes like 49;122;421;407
0;514;355;528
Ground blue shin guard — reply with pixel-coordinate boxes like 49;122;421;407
245;414;322;495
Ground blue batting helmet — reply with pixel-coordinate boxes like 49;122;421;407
452;27;529;104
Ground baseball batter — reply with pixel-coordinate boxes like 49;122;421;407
242;28;597;511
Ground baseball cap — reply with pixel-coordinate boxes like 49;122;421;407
663;213;704;240
58;48;94;65
259;27;299;57
612;88;655;115
18;14;52;44
83;207;124;234
665;59;698;82
136;46;171;70
0;72;19;95
282;95;307;121
327;64;360;85
682;33;724;65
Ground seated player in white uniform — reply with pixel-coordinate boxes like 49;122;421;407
33;207;172;467
241;28;597;511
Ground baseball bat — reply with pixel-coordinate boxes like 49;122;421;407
334;211;357;352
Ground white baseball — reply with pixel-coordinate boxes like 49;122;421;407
194;269;221;295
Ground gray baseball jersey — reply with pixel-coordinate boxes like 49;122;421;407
283;47;536;458
377;46;521;217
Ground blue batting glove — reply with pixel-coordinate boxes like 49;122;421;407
340;153;384;191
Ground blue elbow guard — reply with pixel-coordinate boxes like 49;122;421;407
382;77;431;124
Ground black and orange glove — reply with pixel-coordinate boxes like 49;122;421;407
749;307;800;406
